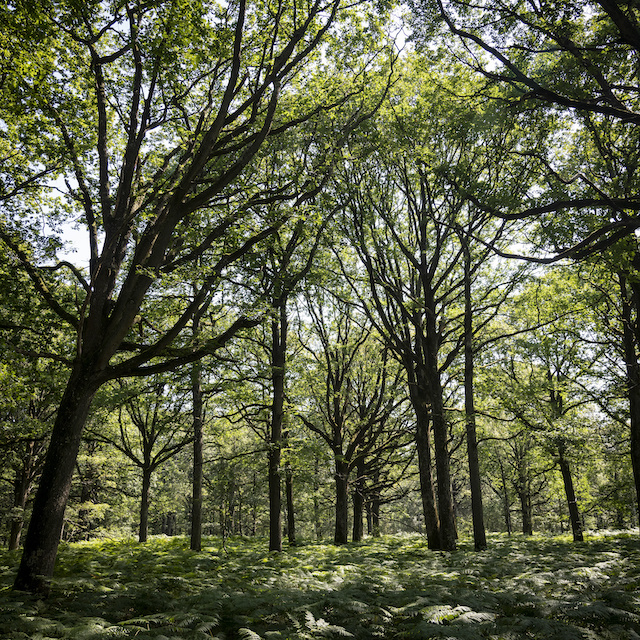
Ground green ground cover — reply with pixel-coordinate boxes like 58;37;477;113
0;532;639;639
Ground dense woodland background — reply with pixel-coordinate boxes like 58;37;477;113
1;0;640;594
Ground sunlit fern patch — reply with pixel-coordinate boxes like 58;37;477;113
0;532;639;639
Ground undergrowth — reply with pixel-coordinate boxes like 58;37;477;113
1;532;639;639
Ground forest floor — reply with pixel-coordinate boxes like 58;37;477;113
0;531;639;639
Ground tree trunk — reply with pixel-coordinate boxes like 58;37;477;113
352;461;365;542
9;460;30;551
285;460;296;546
498;457;512;535
519;479;533;536
313;455;322;541
334;457;349;544
557;440;583;542
427;362;457;550
13;365;100;594
268;303;287;552
371;498;380;537
190;359;204;551
463;249;487;551
413;398;441;549
139;466;152;543
371;468;381;537
619;273;640;529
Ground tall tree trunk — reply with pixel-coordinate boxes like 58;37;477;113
412;390;441;549
268;303;287;552
313;455;322;541
425;345;457;551
9;460;30;551
334;457;350;544
498;457;512;536
518;475;533;536
498;457;512;535
352;459;365;542
463;253;487;551
285;460;296;546
139;466;152;543
619;273;640;529
371;468;381;537
557;439;583;542
14;365;100;594
190;358;204;551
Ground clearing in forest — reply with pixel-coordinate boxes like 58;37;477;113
0;532;639;639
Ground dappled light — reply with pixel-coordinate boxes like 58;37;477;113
1;533;639;639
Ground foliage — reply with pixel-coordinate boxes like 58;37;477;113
1;533;640;639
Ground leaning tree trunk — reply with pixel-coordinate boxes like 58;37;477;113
334;457;350;544
557;439;583;542
190;358;204;551
14;364;101;594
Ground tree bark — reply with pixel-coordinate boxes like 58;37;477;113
190;359;204;551
139;466;152;543
9;460;30;551
13;365;100;594
334;457;350;544
423;321;457;551
498;457;512;535
268;303;287;552
285;460;296;546
619;272;640;529
518;476;533;536
557;439;583;542
463;253;487;551
352;460;365;542
412;390;441;549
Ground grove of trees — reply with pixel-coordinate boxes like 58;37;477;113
1;0;639;596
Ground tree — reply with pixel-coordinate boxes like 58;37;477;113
91;377;192;543
411;0;640;526
415;0;640;254
0;0;389;593
298;286;410;543
482;269;605;539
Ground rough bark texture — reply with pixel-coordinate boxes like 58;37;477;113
285;461;296;546
9;465;29;551
190;360;204;551
8;439;42;551
498;458;512;535
14;365;100;594
518;479;533;536
352;463;365;542
412;397;440;549
268;305;287;552
139;466;152;543
620;273;640;529
334;458;350;544
423;303;457;551
557;440;583;542
463;256;487;551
